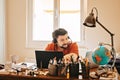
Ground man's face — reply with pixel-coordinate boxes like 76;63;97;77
56;34;69;49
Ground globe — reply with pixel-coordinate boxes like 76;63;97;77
92;46;111;65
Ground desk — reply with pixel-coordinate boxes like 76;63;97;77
0;69;79;80
0;74;78;80
0;68;119;80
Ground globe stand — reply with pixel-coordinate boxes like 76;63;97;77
98;43;116;71
90;43;116;79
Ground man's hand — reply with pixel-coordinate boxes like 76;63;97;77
64;53;78;63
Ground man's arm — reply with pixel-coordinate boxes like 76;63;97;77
64;42;79;63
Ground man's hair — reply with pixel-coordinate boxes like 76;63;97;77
52;28;68;43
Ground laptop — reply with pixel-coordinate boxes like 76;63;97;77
35;50;63;69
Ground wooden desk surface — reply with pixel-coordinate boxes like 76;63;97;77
0;69;79;80
0;74;76;80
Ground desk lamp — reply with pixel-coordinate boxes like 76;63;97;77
83;7;116;70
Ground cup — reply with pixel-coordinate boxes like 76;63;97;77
69;63;79;77
5;61;12;72
48;64;58;76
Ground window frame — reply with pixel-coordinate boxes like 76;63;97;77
26;0;87;49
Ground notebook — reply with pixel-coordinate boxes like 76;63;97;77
35;50;63;69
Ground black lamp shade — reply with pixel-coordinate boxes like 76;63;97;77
83;13;96;27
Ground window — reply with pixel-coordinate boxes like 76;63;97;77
26;0;87;49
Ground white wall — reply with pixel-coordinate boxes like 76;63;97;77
0;0;5;63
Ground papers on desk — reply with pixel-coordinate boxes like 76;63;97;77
19;62;36;68
12;62;37;71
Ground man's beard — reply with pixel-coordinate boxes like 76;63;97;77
60;44;68;49
59;41;71;49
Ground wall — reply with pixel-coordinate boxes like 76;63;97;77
6;0;120;62
6;0;35;62
85;0;120;51
0;0;5;63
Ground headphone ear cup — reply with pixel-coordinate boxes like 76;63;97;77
53;38;57;43
68;36;72;42
68;36;70;39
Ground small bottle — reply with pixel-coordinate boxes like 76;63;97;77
66;67;70;79
53;57;57;65
49;59;53;64
58;59;62;76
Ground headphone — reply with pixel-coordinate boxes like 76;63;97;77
52;28;70;43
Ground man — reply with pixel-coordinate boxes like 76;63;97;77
45;28;79;63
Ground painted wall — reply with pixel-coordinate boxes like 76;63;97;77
6;0;35;62
6;0;120;62
85;0;120;51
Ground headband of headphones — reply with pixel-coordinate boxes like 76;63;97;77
52;28;69;43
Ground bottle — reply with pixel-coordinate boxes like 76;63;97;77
66;67;70;79
53;57;57;65
58;59;62;76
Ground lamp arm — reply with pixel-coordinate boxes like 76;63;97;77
96;18;116;71
96;17;114;47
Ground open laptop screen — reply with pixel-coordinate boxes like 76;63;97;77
35;50;63;69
